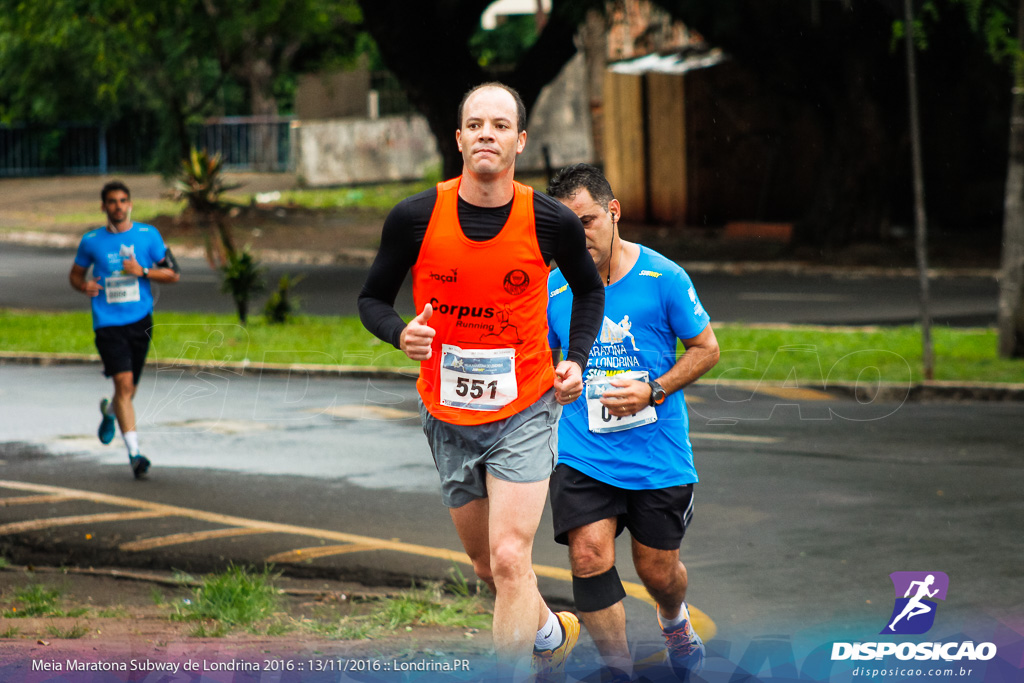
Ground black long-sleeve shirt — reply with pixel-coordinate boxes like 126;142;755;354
358;186;604;369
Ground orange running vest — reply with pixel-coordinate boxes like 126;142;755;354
412;177;554;425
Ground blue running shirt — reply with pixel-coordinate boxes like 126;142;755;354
73;223;167;329
547;246;711;489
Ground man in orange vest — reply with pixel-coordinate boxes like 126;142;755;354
360;82;604;675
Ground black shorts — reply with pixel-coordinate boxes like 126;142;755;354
94;314;153;385
549;463;694;550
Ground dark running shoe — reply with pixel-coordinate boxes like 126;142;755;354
98;398;116;445
130;454;150;480
658;603;705;679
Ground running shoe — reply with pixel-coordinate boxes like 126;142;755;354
658;603;705;679
98;398;116;445
532;611;580;677
130;454;150;480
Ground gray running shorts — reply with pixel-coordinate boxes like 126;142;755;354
419;388;561;508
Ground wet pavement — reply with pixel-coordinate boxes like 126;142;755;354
1;363;1022;678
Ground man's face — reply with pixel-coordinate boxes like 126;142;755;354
456;87;527;177
102;190;131;224
558;188;620;271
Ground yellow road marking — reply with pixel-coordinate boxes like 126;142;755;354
0;510;166;535
751;386;832;401
690;432;781;444
266;543;385;563
1;494;77;506
319;405;419;420
0;480;717;640
120;527;272;552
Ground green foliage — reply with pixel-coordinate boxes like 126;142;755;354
220;248;267;326
173;565;282;629
469;15;539;68
174;148;242;219
0;0;363;170
264;274;305;325
0;625;20;638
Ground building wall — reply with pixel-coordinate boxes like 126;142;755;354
293;116;440;186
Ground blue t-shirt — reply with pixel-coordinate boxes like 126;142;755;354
73;223;167;329
547;245;711;489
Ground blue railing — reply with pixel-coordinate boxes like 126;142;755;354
0;116;295;177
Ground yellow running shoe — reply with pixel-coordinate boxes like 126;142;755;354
532;611;580;676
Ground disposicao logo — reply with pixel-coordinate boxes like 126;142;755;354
831;571;998;663
882;571;949;635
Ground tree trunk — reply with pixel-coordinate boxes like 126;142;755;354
242;51;280;173
999;0;1024;358
904;0;934;380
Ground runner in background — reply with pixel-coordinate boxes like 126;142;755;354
69;181;180;479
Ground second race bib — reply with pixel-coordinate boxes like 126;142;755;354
586;370;658;434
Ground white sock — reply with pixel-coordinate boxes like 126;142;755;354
123;431;140;456
534;610;563;650
102;399;114;416
659;602;690;631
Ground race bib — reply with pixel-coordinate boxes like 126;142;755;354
104;275;141;304
586;370;658;434
439;344;517;411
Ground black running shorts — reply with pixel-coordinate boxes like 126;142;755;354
549;463;694;550
94;314;153;385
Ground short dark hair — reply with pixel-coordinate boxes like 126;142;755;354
547;163;615;211
457;82;527;133
101;181;131;202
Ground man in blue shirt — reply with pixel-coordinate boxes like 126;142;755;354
69;181;180;479
546;164;719;681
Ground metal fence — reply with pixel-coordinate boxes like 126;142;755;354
0;122;148;177
0;116;295;177
194;116;294;172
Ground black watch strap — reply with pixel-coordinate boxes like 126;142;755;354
648;379;667;406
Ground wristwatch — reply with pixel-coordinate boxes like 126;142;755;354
142;267;149;278
647;379;667;406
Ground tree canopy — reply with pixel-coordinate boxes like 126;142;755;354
0;0;362;170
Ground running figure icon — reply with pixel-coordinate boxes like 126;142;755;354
888;574;939;631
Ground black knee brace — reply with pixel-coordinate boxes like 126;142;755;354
573;566;627;613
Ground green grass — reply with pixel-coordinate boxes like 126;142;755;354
4;309;1023;383
302;581;490;641
3;583;87;618
44;622;89;639
231;172;553;211
0;626;20;638
53;198;184;226
246;179;438;211
172;564;281;630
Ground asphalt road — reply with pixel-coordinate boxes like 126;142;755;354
1;365;1020;675
0;243;999;325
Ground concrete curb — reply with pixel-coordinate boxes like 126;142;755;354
4;353;1022;402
